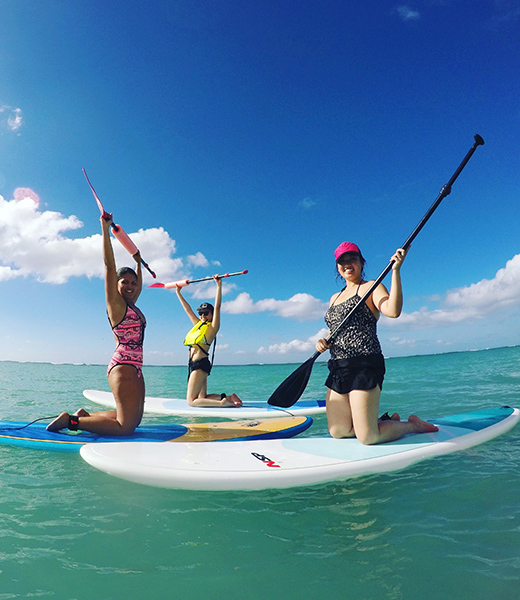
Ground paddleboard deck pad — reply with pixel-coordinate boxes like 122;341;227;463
83;389;326;419
80;406;519;490
0;415;312;452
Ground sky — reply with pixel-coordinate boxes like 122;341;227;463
0;0;519;367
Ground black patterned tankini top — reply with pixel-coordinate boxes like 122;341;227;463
324;295;382;360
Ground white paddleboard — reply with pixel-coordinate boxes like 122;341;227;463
83;389;326;419
80;406;519;490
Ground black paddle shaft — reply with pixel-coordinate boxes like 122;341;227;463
268;134;484;408
326;133;485;346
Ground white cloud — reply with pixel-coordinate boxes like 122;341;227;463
396;5;420;21
187;280;215;299
383;253;520;328
0;191;195;284
0;105;23;132
258;328;328;355
8;108;23;131
183;279;237;300
0;265;22;281
223;292;328;321
388;336;417;347
256;253;520;356
128;227;183;281
187;251;209;267
146;349;177;358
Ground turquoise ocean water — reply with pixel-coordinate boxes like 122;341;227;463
0;346;519;599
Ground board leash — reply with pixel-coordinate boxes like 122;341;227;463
0;416;60;431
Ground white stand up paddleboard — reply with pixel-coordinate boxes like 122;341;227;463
83;389;325;419
80;406;519;490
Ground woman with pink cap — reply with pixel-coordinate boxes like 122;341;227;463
315;242;438;444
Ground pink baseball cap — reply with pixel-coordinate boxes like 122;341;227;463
334;242;361;261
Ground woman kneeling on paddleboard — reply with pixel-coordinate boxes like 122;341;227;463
175;275;242;407
315;242;437;445
48;215;146;434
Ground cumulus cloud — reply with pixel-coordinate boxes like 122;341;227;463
258;328;328;355
387;336;417;347
223;292;328;321
0;191;188;284
255;253;520;355
187;251;209;268
0;265;21;281
383;254;520;328
396;5;420;21
0;105;23;132
185;279;237;300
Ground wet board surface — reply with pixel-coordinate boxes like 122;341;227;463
0;415;312;452
83;389;326;419
80;406;519;489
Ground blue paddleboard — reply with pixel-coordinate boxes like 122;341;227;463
0;415;313;452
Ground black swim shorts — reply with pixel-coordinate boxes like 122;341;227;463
188;357;212;376
325;354;385;395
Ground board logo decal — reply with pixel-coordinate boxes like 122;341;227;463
251;452;281;468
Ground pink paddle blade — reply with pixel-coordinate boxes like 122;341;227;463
82;168;156;279
82;168;109;218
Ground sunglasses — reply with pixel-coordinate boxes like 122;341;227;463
198;310;210;316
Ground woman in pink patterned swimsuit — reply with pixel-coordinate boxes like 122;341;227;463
47;214;146;434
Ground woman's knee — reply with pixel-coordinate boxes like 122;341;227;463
329;423;354;439
118;422;138;435
116;411;142;435
187;371;207;401
356;430;379;445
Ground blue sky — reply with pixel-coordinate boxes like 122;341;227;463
0;0;519;366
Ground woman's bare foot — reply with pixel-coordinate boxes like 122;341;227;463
379;412;400;421
46;411;70;432
219;396;235;407
220;394;240;407
73;408;90;417
408;415;439;433
217;393;242;407
229;393;242;407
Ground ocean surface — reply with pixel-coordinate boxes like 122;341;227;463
0;346;519;599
